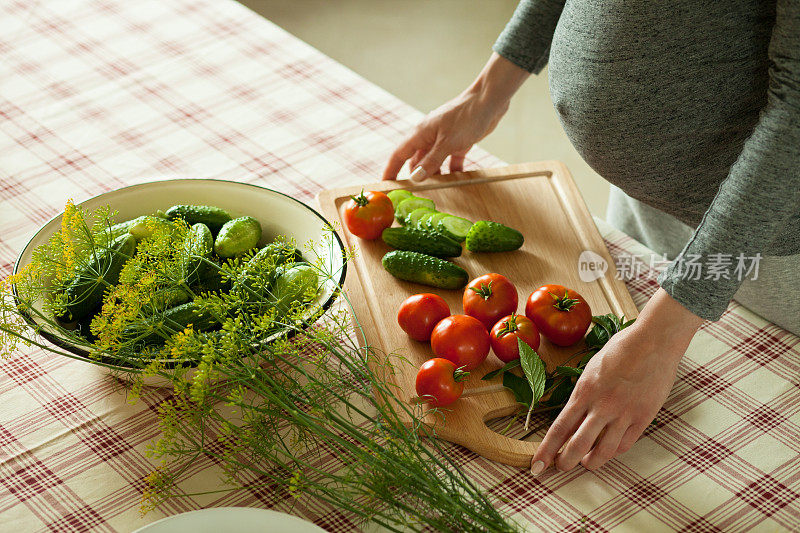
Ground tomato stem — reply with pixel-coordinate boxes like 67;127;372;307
549;290;580;312
350;189;369;207
453;367;470;383
496;313;519;338
468;280;493;300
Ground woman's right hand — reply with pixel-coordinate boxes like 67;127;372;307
382;52;530;181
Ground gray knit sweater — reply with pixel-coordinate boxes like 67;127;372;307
494;0;800;321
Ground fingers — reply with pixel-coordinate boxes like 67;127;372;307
408;149;425;172
554;415;607;471
382;136;420;181
414;140;450;181
615;423;646;455
580;422;628;470
530;403;585;475
449;151;466;173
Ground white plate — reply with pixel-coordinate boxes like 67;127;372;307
133;508;327;533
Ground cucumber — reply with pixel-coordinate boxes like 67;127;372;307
165;204;233;234
382;227;462;258
128;216;177;241
214;216;262;258
395;197;435;225
149;287;190;310
381;250;468;289
436;215;473;242
77;306;102;342
415;211;439;229
270;263;319;314
136;302;220;345
465;221;524;252
405;207;436;228
183;223;214;284
163;301;219;332
56;233;137;322
194;266;231;294
235;240;298;302
106;219;137;240
425;212;448;233
386;189;414;209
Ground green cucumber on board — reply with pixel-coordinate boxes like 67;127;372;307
395;197;435;225
165;204;233;234
386;189;414;209
381;250;468;290
415;211;439;229
465;221;524;252
405;207;436;228
436;215;473;243
381;226;462;258
425;212;448;233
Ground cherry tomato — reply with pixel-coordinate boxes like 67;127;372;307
415;358;469;407
397;293;451;342
343;190;394;240
462;273;518;330
430;315;490;371
525;284;592;346
489;313;540;363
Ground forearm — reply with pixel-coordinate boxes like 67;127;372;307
628;288;704;367
464;52;531;110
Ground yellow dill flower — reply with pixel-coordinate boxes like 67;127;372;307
287;469;304;499
58;200;79;280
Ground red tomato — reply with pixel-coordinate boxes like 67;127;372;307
415;358;469;407
462;273;518;330
397;293;451;342
430;315;490;371
525;284;592;346
343;190;394;240
490;314;540;362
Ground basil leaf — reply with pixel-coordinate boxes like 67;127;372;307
518;338;546;404
502;371;532;407
542;377;574;408
555;365;583;377
584;313;636;351
481;359;521;381
518;338;546;429
585;315;614;349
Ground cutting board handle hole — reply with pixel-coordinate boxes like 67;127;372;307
484;413;550;442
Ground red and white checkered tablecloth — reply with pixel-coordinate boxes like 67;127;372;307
1;0;798;531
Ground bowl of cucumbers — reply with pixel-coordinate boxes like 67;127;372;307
12;178;346;373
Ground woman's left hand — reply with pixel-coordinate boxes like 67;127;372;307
530;288;704;474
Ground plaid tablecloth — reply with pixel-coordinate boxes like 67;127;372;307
1;0;798;531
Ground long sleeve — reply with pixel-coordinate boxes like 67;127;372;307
493;0;567;74
657;0;800;321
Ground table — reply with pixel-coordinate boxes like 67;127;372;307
1;0;798;531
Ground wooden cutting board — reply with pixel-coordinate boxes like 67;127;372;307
317;161;638;468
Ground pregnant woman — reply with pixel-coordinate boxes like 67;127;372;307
383;1;799;474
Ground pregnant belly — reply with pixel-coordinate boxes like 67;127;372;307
548;0;771;224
